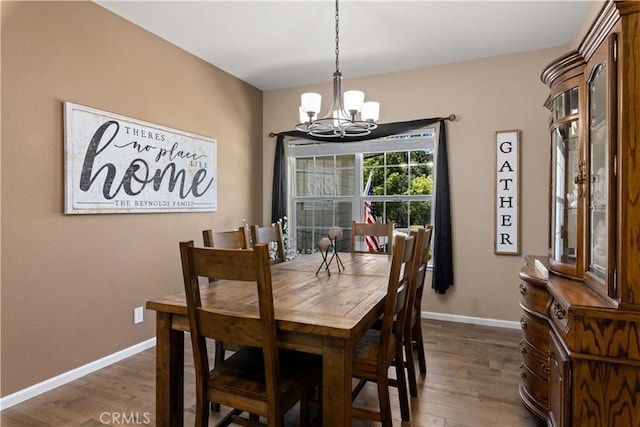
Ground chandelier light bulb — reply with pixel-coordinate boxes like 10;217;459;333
343;90;365;116
301;93;322;115
361;101;380;122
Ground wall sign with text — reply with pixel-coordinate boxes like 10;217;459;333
494;130;520;255
64;102;217;214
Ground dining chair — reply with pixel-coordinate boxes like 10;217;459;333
202;228;247;249
179;241;322;427
201;227;248;399
202;227;247;286
350;220;394;254
351;233;416;426
250;223;285;264
404;226;433;397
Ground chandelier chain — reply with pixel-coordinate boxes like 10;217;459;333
335;0;340;74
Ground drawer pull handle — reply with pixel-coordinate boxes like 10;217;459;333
519;340;526;353
540;363;550;375
552;302;566;320
519;364;527;378
520;317;527;330
519;283;527;295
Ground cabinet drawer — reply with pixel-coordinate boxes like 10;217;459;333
520;362;549;407
549;298;570;336
520;310;550;354
519;280;551;316
520;338;550;380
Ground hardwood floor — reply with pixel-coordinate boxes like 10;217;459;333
1;320;546;426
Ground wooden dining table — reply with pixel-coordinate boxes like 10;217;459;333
146;251;393;427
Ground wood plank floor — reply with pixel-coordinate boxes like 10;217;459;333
1;319;547;426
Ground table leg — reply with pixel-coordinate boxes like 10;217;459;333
155;312;184;427
322;337;352;426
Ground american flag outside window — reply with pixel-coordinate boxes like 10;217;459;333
363;173;379;252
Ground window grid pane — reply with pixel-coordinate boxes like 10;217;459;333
290;131;435;255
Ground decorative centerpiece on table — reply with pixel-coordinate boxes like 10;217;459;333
316;226;345;275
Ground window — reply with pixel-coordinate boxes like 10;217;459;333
289;130;436;254
363;149;433;229
293;155;355;253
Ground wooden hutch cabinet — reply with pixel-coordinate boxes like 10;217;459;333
518;2;640;426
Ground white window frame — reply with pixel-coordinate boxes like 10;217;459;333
287;129;437;253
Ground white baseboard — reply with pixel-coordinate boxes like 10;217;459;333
0;337;156;411
422;311;521;330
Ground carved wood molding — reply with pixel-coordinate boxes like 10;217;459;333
578;1;621;61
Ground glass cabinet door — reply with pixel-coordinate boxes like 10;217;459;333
585;35;616;295
549;85;582;276
588;64;607;280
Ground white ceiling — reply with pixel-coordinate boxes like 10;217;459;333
94;0;598;91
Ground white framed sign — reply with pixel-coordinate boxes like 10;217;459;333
64;102;216;214
494;130;520;255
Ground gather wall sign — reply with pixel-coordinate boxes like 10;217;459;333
494;129;520;255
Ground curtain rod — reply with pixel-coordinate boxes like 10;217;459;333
268;114;456;138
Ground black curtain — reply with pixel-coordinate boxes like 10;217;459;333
271;134;286;223
271;116;454;294
432;121;454;293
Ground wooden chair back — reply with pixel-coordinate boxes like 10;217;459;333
202;228;247;249
406;228;429;329
250;223;285;264
179;242;281;422
350;220;394;254
379;233;416;358
350;232;417;425
410;225;433;322
404;226;433;397
202;228;247;285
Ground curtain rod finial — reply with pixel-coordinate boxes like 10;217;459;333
448;114;456;122
269;132;277;138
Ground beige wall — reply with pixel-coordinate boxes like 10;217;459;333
1;1;263;396
263;46;568;323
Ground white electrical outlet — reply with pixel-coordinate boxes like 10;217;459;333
134;306;144;324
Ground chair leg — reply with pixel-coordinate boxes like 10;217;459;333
413;322;427;375
299;392;310;427
214;340;226;366
267;414;283;427
300;385;323;427
211;341;226;412
312;385;323;426
195;392;209;427
376;376;393;427
394;353;411;422
404;332;419;397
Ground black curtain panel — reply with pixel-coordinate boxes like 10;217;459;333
271;134;287;224
432;120;454;294
271;115;455;294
